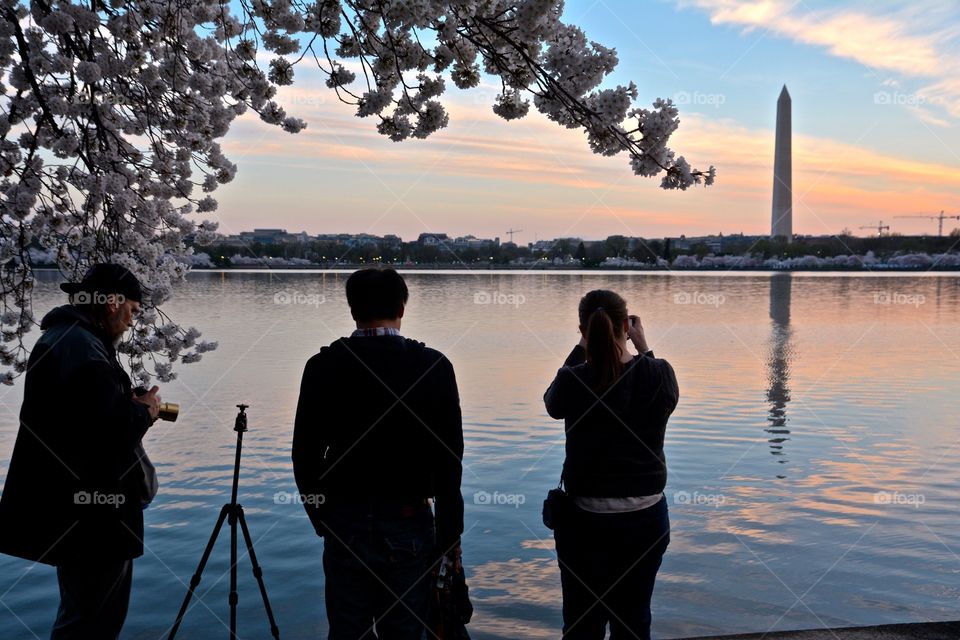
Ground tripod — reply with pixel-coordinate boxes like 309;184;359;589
168;405;280;639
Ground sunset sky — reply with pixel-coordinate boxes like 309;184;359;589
212;0;960;243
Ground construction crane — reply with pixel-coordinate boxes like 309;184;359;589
859;221;890;237
504;228;523;243
893;211;960;237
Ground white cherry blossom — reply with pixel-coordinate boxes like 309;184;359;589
0;0;713;384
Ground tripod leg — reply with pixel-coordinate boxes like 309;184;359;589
168;505;230;640
237;506;281;639
230;505;238;639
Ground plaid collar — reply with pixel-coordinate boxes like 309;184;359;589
351;327;402;338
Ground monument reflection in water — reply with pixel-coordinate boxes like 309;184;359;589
766;273;793;477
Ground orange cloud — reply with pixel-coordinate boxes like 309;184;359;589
217;89;960;238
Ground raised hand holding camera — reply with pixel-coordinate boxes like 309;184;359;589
628;314;650;354
133;385;161;420
133;386;180;422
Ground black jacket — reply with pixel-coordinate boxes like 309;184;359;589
292;335;464;551
0;305;153;565
544;345;679;497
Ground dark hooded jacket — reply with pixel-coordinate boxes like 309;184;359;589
544;345;679;497
292;335;464;552
0;304;153;566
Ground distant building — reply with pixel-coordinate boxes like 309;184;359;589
315;233;353;244
451;235;499;250
279;231;311;244
668;233;773;254
314;233;395;248
345;233;381;247
247;228;288;244
529;239;557;252
382;234;403;250
669;235;723;253
528;237;585;254
418;233;450;246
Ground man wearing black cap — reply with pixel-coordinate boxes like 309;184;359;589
0;263;162;639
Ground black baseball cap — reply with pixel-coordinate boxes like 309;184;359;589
60;263;144;303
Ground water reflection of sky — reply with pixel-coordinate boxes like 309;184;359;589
0;271;958;639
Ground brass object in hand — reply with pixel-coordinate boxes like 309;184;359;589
158;402;180;422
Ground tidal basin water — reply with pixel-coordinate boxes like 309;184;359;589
1;270;960;639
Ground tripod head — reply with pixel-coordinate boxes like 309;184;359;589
235;404;249;433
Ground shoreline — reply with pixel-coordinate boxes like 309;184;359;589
186;264;960;273
678;621;960;639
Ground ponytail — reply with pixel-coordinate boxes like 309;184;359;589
578;290;629;392
586;308;623;392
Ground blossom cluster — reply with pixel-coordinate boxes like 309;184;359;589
299;1;714;184
0;0;712;384
0;1;254;382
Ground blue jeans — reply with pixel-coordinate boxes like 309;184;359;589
323;502;437;640
554;497;670;640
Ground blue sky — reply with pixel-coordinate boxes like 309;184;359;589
211;0;960;242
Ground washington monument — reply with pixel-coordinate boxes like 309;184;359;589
771;85;793;241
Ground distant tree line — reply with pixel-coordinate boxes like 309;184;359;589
193;231;959;268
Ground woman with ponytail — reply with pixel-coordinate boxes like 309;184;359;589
544;289;679;640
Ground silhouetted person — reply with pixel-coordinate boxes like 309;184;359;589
293;268;464;639
0;264;162;639
545;289;678;640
